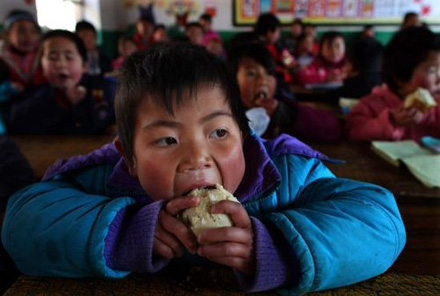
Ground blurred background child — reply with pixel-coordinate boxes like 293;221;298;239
297;31;350;86
152;24;169;44
0;10;44;92
229;42;341;142
346;27;440;142
8;30;116;135
198;13;220;47
75;20;112;76
112;36;138;71
133;15;155;50
184;22;204;45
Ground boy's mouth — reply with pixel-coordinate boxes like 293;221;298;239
57;73;69;80
254;91;267;101
183;184;217;196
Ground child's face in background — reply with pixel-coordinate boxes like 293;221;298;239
76;29;96;51
297;35;314;55
122;40;137;57
41;37;86;89
321;36;345;63
153;28;168;43
236;57;278;115
7;20;39;53
186;27;204;45
129;86;245;201
404;50;440;98
136;20;154;38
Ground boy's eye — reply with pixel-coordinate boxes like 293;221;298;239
246;69;257;77
156;137;177;147
210;128;229;139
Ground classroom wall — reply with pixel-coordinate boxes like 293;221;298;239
1;0;439;59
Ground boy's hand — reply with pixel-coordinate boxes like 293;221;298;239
154;196;199;259
391;106;424;126
196;201;255;275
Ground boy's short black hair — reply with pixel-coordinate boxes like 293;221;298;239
116;43;250;168
228;42;276;76
75;20;97;35
383;26;440;93
254;13;280;36
41;29;88;63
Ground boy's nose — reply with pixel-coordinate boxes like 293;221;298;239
179;141;212;172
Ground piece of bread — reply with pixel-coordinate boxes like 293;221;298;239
403;88;437;113
179;184;239;236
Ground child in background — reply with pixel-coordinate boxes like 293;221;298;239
184;22;204;46
229;42;341;142
401;12;421;30
346;27;440;142
0;10;44;92
198;13;221;47
292;33;316;69
254;13;295;83
8;30;116;135
152;24;169;44
75;20;112;76
112;36;138;71
297;31;349;86
133;15;155;50
281;18;304;54
2;42;405;295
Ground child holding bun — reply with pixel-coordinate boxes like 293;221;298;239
346;27;440;142
2;43;405;294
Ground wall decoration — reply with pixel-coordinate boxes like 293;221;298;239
233;0;440;25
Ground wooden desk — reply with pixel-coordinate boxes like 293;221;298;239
309;141;440;275
12;135;114;179
5;267;440;295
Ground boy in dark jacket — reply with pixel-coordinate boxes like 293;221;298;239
8;30;116;135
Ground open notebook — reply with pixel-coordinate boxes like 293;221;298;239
371;140;440;188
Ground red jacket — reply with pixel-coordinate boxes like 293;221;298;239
346;84;440;142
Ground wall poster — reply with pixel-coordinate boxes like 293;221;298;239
233;0;440;25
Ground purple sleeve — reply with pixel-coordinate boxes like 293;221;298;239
104;200;170;272
234;217;300;292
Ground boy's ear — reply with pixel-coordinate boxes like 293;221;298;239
115;137;138;177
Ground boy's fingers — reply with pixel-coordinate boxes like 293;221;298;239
197;227;252;245
210;201;251;228
159;211;197;253
165;196;200;216
155;223;183;258
198;242;252;259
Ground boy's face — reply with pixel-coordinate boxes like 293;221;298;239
322;37;345;63
186;27;204;45
122;40;137;57
405;51;440;99
236;57;278;115
41;37;87;89
76;29;96;51
7;20;39;53
128;86;245;201
136;20;154;38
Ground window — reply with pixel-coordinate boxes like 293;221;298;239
35;0;81;31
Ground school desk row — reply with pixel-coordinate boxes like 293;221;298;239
9;136;440;285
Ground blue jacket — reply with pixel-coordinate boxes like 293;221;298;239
1;134;406;294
